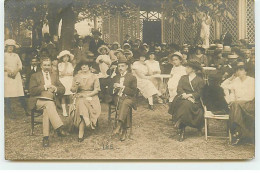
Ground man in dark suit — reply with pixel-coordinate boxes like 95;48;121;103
110;56;137;141
23;57;41;94
89;29;105;56
28;57;68;147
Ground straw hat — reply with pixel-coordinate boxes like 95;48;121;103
172;51;183;59
227;54;238;59
223;46;231;52
4;39;19;48
123;43;131;49
114;48;124;56
216;44;223;50
97;45;110;54
57;50;74;60
112;42;121;48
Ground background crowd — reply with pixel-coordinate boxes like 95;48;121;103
4;27;255;146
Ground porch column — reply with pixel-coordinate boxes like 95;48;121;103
238;0;247;39
161;3;165;43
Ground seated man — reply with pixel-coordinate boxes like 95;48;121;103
221;65;255;145
110;56;137;141
28;57;68;147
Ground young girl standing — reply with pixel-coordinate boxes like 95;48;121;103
57;50;74;117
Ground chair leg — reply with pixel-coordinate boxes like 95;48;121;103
227;121;232;144
205;118;208;141
129;108;133;136
108;104;111;122
31;110;34;135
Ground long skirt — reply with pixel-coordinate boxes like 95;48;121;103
4;72;24;98
137;78;159;98
229;100;255;138
169;97;204;129
72;95;101;128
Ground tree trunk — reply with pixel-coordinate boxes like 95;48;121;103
47;4;62;38
60;5;76;51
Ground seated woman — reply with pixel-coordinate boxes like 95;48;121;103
70;61;101;142
221;65;255;145
168;60;205;142
132;55;163;110
167;52;186;103
145;52;163;98
190;46;209;67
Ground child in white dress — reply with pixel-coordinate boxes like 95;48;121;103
96;45;111;78
168;52;186;102
57;50;74;117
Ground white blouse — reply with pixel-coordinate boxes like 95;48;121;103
221;76;255;103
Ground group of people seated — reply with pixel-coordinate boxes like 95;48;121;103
4;31;255;147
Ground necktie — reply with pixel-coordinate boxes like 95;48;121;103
45;72;49;80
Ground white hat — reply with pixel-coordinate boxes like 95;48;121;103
228;54;238;59
97;45;110;54
223;46;231;52
123;43;131;49
143;43;148;46
57;50;74;60
4;39;19;48
216;44;223;49
173;51;183;59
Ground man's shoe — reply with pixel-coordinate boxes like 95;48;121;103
56;127;69;137
178;128;185;142
78;137;84;142
120;130;127;141
43;137;49;147
148;104;154;111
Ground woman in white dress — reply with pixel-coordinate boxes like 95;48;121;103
57;50;74;117
145;52;163;103
4;39;28;118
168;52;187;103
132;55;163;110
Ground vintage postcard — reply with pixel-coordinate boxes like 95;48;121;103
4;0;255;160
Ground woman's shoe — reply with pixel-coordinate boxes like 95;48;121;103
148;104;154;111
78;137;84;142
178;128;185;142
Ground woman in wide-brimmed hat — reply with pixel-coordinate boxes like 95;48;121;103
4;39;28;118
70;60;101;142
168;59;205;142
57;50;75;117
190;45;209;67
109;42;121;62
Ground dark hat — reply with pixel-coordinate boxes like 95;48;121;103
117;55;128;65
195;45;205;52
37;90;54;101
185;59;203;71
214;49;222;55
91;29;102;36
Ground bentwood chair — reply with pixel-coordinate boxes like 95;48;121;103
30;106;43;135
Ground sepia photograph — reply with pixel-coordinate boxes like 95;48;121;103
3;0;255;160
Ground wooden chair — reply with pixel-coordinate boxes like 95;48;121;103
202;103;232;143
30;106;43;135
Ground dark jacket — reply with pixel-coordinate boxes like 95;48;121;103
23;65;41;91
28;71;65;111
89;38;105;56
